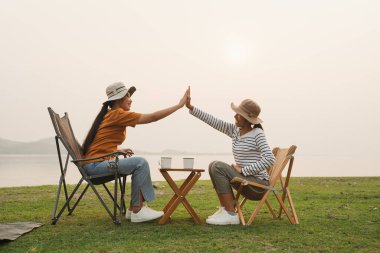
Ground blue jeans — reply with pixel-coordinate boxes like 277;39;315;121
83;157;156;206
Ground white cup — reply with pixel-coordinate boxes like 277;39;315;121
160;157;172;169
183;158;194;169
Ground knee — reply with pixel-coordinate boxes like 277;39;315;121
136;157;150;173
208;161;222;175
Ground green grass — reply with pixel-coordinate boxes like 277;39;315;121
0;177;379;252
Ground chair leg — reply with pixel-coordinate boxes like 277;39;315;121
278;176;289;219
103;184;122;211
118;176;126;222
240;198;248;209
277;189;286;218
92;174;125;225
61;154;71;212
273;191;294;224
265;200;277;219
285;188;299;224
52;178;84;225
234;184;246;225
52;141;72;220
247;191;270;225
277;158;298;224
121;176;127;214
53;171;69;218
113;174;118;224
68;183;90;215
119;176;126;217
89;183;117;223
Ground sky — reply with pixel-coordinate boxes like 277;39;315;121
0;0;379;158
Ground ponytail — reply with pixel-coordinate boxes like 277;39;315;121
253;123;263;130
82;102;112;155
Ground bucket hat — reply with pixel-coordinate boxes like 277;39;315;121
231;99;263;124
104;82;136;104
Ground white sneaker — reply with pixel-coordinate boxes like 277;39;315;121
208;206;225;218
125;209;132;219
131;206;164;223
206;208;240;225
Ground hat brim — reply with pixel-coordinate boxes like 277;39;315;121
104;86;136;104
231;102;263;124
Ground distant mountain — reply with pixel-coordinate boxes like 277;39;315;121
0;137;230;155
0;137;58;154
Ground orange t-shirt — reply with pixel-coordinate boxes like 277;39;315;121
83;108;142;165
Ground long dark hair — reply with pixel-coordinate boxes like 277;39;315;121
253;123;263;130
82;102;113;155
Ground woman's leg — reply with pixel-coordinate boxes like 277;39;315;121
84;158;162;222
129;192;144;213
208;161;219;190
208;161;239;212
207;161;241;224
117;157;156;212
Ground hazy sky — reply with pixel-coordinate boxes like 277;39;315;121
0;1;379;157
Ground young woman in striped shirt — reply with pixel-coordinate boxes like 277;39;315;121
186;95;275;225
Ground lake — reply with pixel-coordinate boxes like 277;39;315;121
0;154;379;187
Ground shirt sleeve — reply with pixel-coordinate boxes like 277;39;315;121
107;109;142;127
189;107;235;138
241;131;276;176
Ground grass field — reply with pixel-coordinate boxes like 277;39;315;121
0;177;379;252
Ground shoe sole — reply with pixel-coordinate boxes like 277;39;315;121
131;213;164;223
206;219;240;225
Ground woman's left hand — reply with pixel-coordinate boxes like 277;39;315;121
231;164;242;173
119;148;134;157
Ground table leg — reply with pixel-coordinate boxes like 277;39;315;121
159;171;181;224
180;172;202;224
159;172;202;224
161;171;195;213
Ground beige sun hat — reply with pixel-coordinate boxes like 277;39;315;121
104;82;136;104
231;99;263;124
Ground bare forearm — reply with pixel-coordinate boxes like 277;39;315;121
137;87;189;124
138;104;181;124
151;104;182;121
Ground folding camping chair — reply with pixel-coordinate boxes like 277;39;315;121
231;145;298;225
48;107;128;225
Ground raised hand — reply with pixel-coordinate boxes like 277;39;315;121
186;86;194;111
178;86;190;107
137;86;191;124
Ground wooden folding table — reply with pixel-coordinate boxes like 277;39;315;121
159;168;204;224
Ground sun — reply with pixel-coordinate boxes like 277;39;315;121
225;43;248;65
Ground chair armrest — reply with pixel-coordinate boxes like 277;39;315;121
72;151;129;163
231;177;273;190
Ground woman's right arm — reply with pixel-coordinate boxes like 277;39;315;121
137;87;189;124
186;94;235;137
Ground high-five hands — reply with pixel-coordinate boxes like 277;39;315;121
186;86;194;111
179;86;191;107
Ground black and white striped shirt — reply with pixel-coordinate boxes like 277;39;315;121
190;107;275;180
